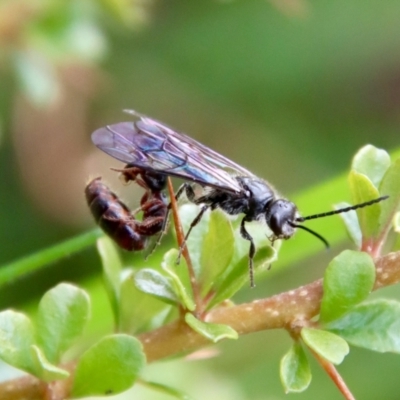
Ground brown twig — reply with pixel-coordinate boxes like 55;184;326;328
1;251;400;398
166;178;201;311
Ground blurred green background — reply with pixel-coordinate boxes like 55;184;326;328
0;0;400;398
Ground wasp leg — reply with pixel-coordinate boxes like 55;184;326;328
240;218;256;288
176;204;209;265
147;183;189;259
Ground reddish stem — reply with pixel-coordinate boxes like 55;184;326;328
310;349;355;400
167;178;201;312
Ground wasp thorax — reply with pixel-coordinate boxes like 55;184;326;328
267;199;297;239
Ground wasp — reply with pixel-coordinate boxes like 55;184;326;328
90;110;388;287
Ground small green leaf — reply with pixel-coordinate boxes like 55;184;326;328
162;250;195;311
36;283;90;364
301;328;349;365
184;313;238;343
97;236;124;322
134;268;179;306
351;145;391;189
208;245;276;309
120;270;174;334
72;334;146;398
280;342;311;393
348;170;381;238
326;299;400;353
200;210;234;295
30;345;69;382
335;202;362;248
378;158;400;239
320;250;375;323
0;310;36;375
142;380;195;400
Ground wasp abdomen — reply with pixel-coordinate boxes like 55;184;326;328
85;178;147;251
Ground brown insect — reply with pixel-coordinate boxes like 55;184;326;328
85;174;168;252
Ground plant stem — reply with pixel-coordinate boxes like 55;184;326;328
310;349;355;400
167;178;201;311
0;229;103;288
0;251;400;398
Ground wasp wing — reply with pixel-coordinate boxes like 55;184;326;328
92;110;256;194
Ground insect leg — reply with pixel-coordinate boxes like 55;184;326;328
240;218;256;288
174;183;188;201
176;205;210;264
147;183;188;258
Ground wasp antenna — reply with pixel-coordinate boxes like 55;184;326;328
296;195;389;223
290;223;330;248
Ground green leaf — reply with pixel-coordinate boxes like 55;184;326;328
351;145;391;189
120;270;174;334
378;158;400;239
326;299;400;353
72;334;146;398
184;313;238;343
301;328;349;365
320;250;375;323
36;283;90;364
97;236;123;323
280;342;311;393
0;310;36;375
348;170;381;238
134;268;179;306
162;250;195;311
200;210;234;295
208;245;276;309
30;345;69;382
141;380;195;400
335;202;362;248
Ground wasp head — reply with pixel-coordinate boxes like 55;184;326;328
266;199;298;240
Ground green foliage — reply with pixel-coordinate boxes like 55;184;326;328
326;300;400;353
30;345;69;382
161;250;195;311
351;145;391;188
335;201;362;247
301;329;349;365
141;380;195;400
135;267;181;306
0;283;89;379
320;250;375;323
280;342;311;393
184;313;238;343
72;334;145;398
36;283;90;364
0;310;38;375
279;145;400;394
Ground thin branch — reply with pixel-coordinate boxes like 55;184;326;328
167;178;201;311
1;251;400;398
310;349;355;400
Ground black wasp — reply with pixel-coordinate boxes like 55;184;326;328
90;110;388;287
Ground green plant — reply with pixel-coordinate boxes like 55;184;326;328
0;144;399;399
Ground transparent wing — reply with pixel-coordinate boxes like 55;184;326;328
92;110;257;194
